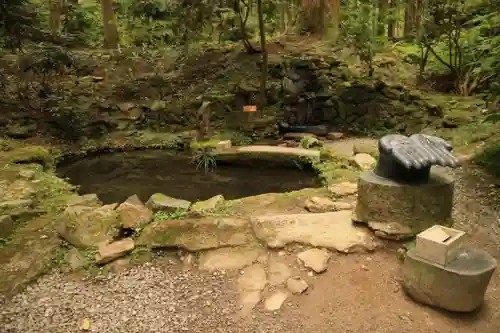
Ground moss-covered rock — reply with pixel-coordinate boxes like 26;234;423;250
57;204;120;248
145;193;191;212
353;142;379;157
189;195;225;217
8;146;54;168
137;217;254;251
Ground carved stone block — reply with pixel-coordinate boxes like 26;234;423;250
415;225;466;266
353;169;454;239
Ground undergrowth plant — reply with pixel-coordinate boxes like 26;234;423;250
191;147;217;173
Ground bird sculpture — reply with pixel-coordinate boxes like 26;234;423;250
374;134;460;183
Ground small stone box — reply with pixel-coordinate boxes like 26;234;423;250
416;225;465;266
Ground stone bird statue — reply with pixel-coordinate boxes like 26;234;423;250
374;134;460;183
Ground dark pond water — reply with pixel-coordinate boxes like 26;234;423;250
57;150;320;204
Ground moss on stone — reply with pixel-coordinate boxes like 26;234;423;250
8;146;55;168
353;142;379;157
136;131;183;149
190;139;220;150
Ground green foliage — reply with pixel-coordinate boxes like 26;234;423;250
299;136;319;149
63;2;104;47
484;113;500;123
0;0;42;51
191;147;217;173
474;144;500;177
342;0;381;76
13;45;92;140
420;0;500;95
154;209;188;221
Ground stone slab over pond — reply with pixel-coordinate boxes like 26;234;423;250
56;150;320;204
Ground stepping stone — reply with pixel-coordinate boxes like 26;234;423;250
264;291;289;311
251;211;378;253
297;248;331;273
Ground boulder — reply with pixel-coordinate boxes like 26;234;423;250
57;204;119;248
124;194;143;206
3;180;36;201
304;196;353;213
299;136;322;148
353;153;376;170
137;217;253;251
251;211;378;253
95;239;135;265
297;248;331;273
116;202;153;229
146;193;191;212
326;132;344;140
352;141;378;157
65;248;90;271
67;194;102;207
0;215;14;238
283;133;317;141
0;199;33;211
216;140;232;150
18;169;36;180
189;195;225;217
328;182;358;197
286;277;309;294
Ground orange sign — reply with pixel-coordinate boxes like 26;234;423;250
243;105;257;112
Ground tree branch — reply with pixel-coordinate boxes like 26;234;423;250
422;38;456;73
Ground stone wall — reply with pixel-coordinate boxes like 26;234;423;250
235;55;444;136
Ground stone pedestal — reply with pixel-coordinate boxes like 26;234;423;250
402;248;497;312
353;169;454;239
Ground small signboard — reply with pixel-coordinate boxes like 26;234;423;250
243;105;257;112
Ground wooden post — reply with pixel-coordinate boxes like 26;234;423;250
197;101;211;141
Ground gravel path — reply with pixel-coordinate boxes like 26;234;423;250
1;163;499;333
0;264;239;333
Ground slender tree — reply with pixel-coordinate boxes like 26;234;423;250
404;0;417;38
100;0;119;48
48;0;62;38
378;0;389;36
331;0;341;40
256;0;267;116
301;0;330;36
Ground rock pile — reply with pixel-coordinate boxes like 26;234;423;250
56;191;248;267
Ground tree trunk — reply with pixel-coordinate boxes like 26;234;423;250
414;0;424;34
256;0;267;117
387;0;396;39
279;0;286;32
48;0;62;38
232;0;257;53
101;0;119;49
403;0;416;39
331;0;341;41
318;0;327;36
378;0;389;36
301;0;329;35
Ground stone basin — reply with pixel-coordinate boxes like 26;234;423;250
402;247;497;312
